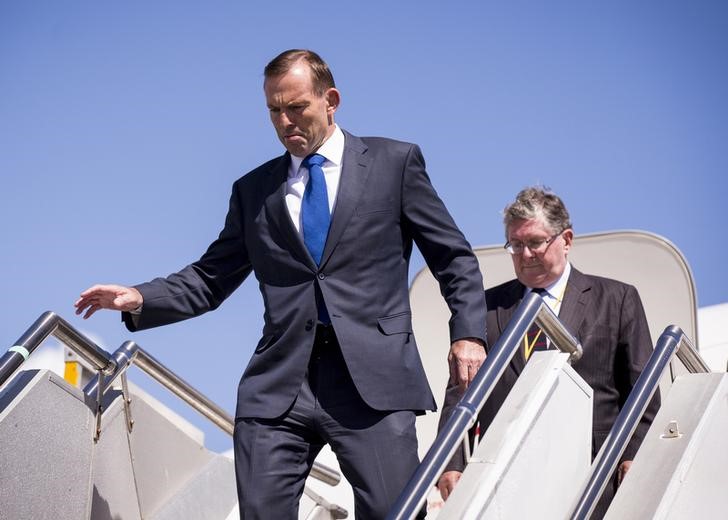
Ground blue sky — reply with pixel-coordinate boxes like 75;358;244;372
2;1;726;452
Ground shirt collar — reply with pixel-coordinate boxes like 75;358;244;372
289;125;344;177
531;262;571;300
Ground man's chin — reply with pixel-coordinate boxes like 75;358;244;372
517;273;544;288
282;137;309;156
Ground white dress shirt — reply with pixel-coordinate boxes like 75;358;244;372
525;261;572;317
285;125;345;234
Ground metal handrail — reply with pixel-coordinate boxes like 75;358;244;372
82;341;238;438
387;292;582;520
0;311;341;487
569;325;708;519
0;312;113;384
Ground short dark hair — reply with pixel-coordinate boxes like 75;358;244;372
264;49;336;96
503;186;573;239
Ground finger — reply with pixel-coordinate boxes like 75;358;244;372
83;304;100;320
79;285;103;298
75;292;96;305
467;363;476;387
459;359;476;388
448;356;458;385
74;298;93;314
472;356;483;373
438;481;450;501
458;364;469;389
444;477;458;500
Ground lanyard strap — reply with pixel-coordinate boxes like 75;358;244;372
523;283;567;359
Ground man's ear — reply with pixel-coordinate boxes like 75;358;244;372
562;229;574;252
325;88;341;114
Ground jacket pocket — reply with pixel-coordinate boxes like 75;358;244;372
377;312;413;335
356;198;395;216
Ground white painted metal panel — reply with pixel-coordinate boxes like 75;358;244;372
606;373;728;519
0;370;94;520
437;351;593;520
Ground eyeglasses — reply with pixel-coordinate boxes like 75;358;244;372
504;233;561;255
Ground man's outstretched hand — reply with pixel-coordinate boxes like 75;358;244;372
74;284;143;319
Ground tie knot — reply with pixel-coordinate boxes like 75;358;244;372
532;287;547;295
303;153;326;169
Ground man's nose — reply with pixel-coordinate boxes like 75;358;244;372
278;112;291;127
522;246;537;259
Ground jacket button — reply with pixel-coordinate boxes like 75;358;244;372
305;320;313;331
318;273;325;280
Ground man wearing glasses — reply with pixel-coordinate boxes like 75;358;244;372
437;186;659;518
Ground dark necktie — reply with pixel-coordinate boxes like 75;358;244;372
524;288;548;360
301;153;330;265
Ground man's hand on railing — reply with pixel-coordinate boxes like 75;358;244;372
75;284;143;319
437;470;462;501
617;460;632;485
448;338;486;391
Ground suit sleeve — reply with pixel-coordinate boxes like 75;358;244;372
400;144;487;343
123;182;253;331
618;284;661;461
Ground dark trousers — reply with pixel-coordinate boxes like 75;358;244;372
233;325;422;519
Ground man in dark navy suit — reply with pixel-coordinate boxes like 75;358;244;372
75;49;487;519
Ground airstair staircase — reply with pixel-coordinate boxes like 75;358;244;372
0;312;346;520
2;231;725;519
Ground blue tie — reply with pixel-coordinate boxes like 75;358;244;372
301;153;330;265
301;154;331;324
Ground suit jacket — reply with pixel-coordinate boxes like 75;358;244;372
441;267;660;472
124;130;487;419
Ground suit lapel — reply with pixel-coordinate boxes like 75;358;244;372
558;268;591;339
496;281;524;338
496;269;590;375
496;280;529;373
264;154;318;270
320;131;371;266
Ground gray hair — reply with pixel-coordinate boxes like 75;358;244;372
503;186;572;239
